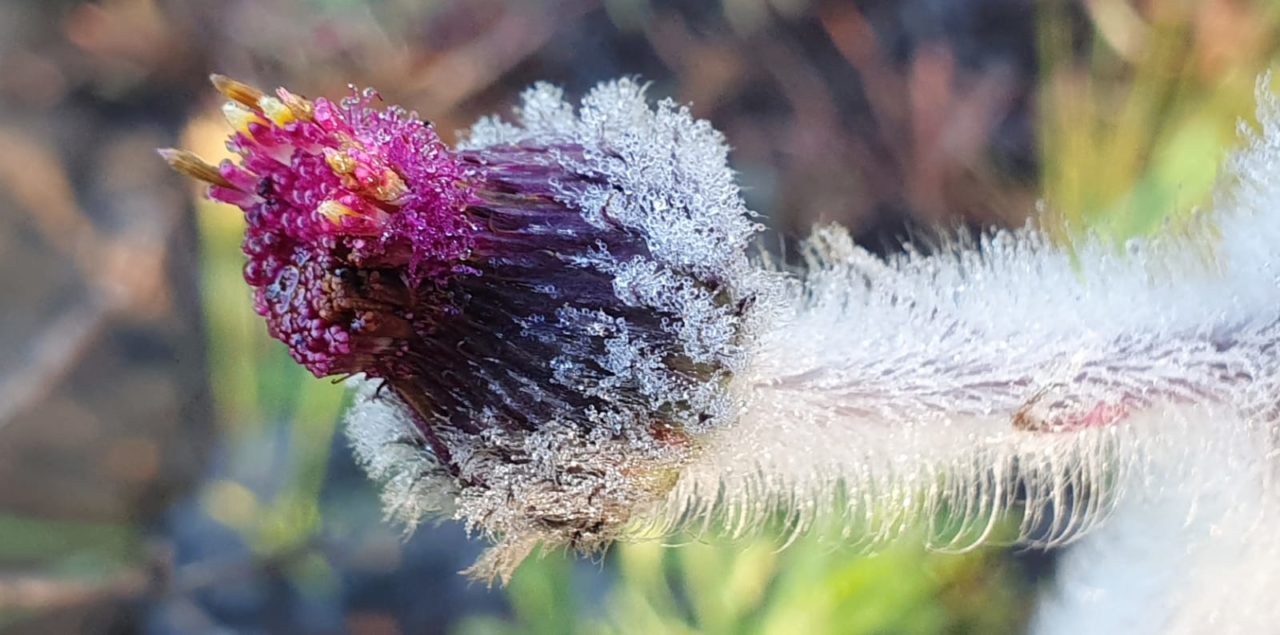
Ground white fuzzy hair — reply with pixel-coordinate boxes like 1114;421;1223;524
347;77;1280;622
649;79;1280;629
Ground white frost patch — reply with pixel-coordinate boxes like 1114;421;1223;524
344;378;457;524
356;77;1280;609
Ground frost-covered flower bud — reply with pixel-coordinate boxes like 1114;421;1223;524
164;75;768;577
167;73;1280;630
170;74;1280;600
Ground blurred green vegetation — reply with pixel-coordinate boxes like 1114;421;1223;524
1037;0;1280;242
457;525;1032;635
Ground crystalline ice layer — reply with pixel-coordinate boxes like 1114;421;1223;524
350;77;1280;598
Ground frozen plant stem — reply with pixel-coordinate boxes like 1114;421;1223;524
168;76;1280;627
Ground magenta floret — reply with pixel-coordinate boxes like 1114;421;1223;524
209;86;477;378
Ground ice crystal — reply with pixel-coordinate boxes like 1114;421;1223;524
168;76;766;580
171;75;1280;598
1030;405;1279;634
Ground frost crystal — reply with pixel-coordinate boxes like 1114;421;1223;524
172;76;766;580
652;78;1280;631
172;76;1280;602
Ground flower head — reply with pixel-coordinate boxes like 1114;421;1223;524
168;76;476;380
164;75;767;578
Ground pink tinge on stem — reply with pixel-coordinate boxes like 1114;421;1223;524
1068;401;1132;428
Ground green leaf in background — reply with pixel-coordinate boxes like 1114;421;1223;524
1038;0;1280;245
456;520;1033;635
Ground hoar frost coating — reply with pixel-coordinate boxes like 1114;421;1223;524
654;78;1280;624
358;81;773;575
173;75;1280;602
168;76;769;579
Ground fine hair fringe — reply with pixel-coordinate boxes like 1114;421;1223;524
637;76;1280;553
347;77;1280;590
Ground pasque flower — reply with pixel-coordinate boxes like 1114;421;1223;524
165;75;766;577
170;75;1280;628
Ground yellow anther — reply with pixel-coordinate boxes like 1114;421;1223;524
210;74;265;110
324;148;356;175
278;88;314;121
317;199;359;225
157;148;235;188
371;170;409;203
222;102;269;137
258;96;295;127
